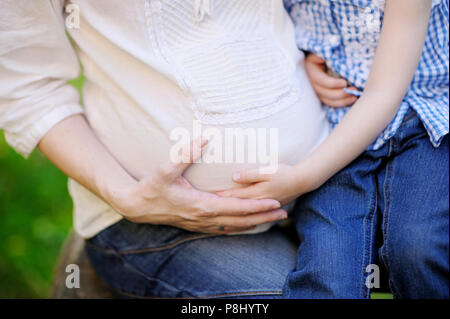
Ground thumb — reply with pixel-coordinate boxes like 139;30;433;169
167;136;208;178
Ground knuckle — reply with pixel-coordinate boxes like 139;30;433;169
193;210;214;218
191;211;204;219
192;203;219;218
324;79;335;87
207;210;219;217
335;91;346;99
191;201;206;213
179;212;199;222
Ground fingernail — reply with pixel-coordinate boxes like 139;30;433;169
272;201;281;209
279;212;288;219
233;172;240;181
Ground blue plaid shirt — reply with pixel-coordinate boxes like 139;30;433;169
285;0;449;150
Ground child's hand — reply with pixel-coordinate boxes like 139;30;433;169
305;53;359;107
216;164;315;205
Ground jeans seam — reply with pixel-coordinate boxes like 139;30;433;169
86;233;218;255
85;241;116;254
360;175;378;299
91;245;197;297
198;290;283;299
379;138;399;298
88;239;283;299
401;111;416;125
109;286;283;299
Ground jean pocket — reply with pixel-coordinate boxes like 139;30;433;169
87;219;216;255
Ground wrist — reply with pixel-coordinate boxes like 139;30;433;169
97;169;139;213
293;161;323;194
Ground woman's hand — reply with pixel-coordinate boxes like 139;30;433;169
305;53;359;107
215;164;317;206
39;115;287;236
106;138;288;235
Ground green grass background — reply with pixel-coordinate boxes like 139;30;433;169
0;77;84;298
0;76;392;299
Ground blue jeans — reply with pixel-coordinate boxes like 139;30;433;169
283;110;449;299
85;220;297;298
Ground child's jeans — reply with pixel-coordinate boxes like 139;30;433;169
283;110;449;299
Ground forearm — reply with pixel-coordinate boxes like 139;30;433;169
294;0;432;191
37;114;286;233
38;114;137;205
296;93;400;189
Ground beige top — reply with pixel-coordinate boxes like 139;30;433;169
0;0;329;238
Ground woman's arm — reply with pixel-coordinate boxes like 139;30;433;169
38;114;287;234
217;0;433;203
0;1;286;234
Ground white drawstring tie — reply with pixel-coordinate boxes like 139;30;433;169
193;0;213;22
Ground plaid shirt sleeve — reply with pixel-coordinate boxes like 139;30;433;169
285;0;449;150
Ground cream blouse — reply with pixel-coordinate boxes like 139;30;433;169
0;0;329;238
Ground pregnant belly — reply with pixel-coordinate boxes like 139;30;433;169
86;67;329;193
184;96;329;192
89;93;329;195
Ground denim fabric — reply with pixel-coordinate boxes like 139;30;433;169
85;220;297;298
283;110;449;299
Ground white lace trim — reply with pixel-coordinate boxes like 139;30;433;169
191;85;302;125
144;0;300;125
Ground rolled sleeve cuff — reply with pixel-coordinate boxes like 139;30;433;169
5;103;84;158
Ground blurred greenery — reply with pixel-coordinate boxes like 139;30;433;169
0;75;392;299
371;293;394;299
0;76;85;298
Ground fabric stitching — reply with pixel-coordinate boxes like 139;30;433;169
360;173;378;299
109;285;283;299
86;233;218;255
379;138;399;298
87;245;284;299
